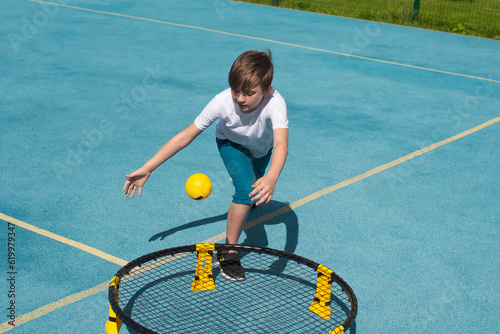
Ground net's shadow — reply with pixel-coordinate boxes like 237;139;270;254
149;200;299;257
144;203;359;334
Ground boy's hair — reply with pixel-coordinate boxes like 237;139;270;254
228;50;273;93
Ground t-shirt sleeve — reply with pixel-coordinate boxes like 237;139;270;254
194;95;220;131
269;95;288;130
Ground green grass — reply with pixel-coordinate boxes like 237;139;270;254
236;0;500;39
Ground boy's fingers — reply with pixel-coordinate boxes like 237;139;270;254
249;183;261;197
251;191;264;202
250;178;275;202
252;187;274;203
249;186;263;199
256;194;270;206
250;191;257;201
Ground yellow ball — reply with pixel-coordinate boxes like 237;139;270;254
185;173;212;200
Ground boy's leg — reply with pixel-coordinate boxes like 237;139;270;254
217;138;257;205
217;138;272;247
252;148;273;180
225;202;252;253
218;140;254;250
215;139;273;281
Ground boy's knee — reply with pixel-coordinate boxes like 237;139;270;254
232;184;255;204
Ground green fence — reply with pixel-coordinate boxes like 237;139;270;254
237;0;500;39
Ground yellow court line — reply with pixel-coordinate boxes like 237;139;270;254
1;116;498;332
0;213;128;267
28;0;500;84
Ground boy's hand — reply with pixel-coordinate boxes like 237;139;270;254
124;168;151;198
249;175;277;206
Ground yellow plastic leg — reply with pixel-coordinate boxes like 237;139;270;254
309;264;334;319
328;325;345;334
191;243;216;291
105;303;122;334
105;276;122;334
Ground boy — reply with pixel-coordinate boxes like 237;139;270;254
123;50;288;281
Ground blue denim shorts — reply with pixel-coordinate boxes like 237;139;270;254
216;138;272;204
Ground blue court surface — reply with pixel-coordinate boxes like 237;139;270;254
1;0;499;333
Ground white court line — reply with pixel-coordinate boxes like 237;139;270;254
27;0;500;84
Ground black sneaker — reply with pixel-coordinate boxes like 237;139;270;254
213;252;246;281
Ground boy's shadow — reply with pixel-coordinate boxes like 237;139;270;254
149;200;299;256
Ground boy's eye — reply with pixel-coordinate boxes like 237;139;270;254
232;90;256;97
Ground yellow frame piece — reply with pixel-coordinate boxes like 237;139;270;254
105;276;123;334
309;264;334;319
191;243;216;291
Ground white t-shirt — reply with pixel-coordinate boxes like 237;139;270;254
194;88;288;158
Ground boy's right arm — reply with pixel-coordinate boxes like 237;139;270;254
123;122;203;198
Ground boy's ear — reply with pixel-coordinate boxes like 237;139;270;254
263;85;273;96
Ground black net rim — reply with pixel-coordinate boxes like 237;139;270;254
108;244;357;334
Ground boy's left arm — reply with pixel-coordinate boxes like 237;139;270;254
250;128;289;205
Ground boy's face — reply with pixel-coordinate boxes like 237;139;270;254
231;85;272;113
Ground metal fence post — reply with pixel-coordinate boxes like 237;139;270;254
412;0;421;22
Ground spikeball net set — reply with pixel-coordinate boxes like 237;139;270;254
106;244;357;333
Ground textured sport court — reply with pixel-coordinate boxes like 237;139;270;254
0;0;499;333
